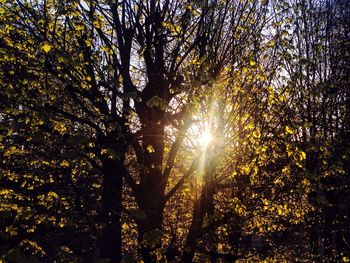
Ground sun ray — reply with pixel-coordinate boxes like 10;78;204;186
199;130;213;148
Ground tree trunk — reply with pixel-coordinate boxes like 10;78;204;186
136;213;164;263
136;185;164;263
181;184;214;263
100;150;126;263
135;119;167;262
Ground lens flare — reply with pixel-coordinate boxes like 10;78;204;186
199;131;213;148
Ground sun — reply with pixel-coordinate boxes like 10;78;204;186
199;130;213;148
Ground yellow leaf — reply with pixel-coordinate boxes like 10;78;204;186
249;60;256;66
93;20;101;29
75;24;84;31
85;39;92;47
3;146;20;157
92;183;101;188
53;121;67;135
267;39;276;47
26;227;36;233
41;43;52;53
147;145;155;153
252;130;261;138
285;126;294;134
277;207;283;215
58;218;67;228
60;160;69;167
48;191;59;198
155;251;162;261
217;243;224;253
230;171;237;178
122;223;128;230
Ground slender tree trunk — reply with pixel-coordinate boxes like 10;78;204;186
181;183;214;263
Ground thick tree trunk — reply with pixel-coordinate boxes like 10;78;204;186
100;150;126;263
136;182;164;263
135;119;167;262
136;213;164;263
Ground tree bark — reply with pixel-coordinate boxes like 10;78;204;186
100;147;126;263
181;183;215;263
134;118;167;262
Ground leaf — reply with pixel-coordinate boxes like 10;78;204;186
75;24;84;31
41;43;52;53
285;126;294;134
122;223;128;230
155;251;162;261
217;243;224;253
93;20;101;29
52;121;67;135
299;151;306;161
252;130;261;138
147;145;155;153
60;160;69;167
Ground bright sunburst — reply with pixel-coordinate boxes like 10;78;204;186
199;130;213;148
